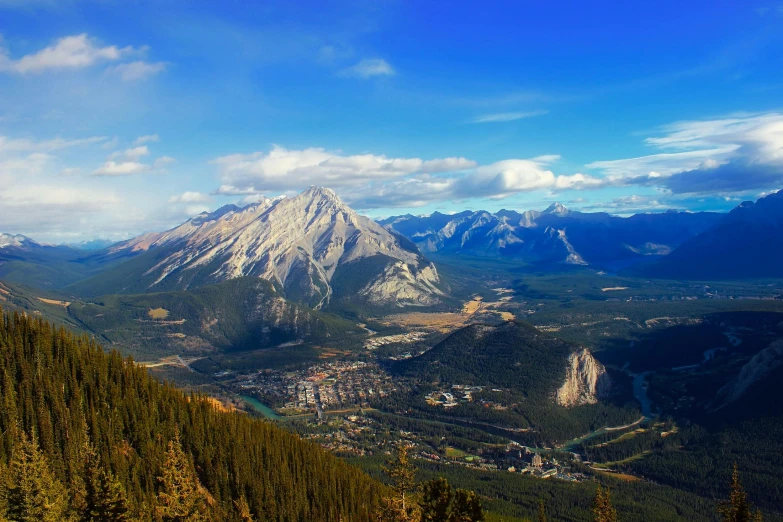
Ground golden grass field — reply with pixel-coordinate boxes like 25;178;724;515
148;307;170;319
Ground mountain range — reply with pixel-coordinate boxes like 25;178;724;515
3;188;783;307
380;203;723;270
382;190;783;279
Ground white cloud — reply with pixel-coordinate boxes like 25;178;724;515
0;33;137;74
153;156;175;168
0;135;106;153
213;184;261;196
169;191;211;204
471;110;549;123
589;112;783;180
134;134;159;145
212;145;475;192
585;112;783;195
339;58;394;78
92;139;173;176
586;148;736;179
451;156;602;199
111;146;149;161
93;161;151;176
108;60;166;81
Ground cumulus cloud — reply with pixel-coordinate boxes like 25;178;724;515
108;60;166;81
168;191;211;204
92;140;173;177
209;146;613;209
471;110;549;123
339;58;394;78
212;145;476;193
0;33;137;74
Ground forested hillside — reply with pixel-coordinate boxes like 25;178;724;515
0;308;381;521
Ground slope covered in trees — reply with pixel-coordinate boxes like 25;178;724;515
0;308;381;520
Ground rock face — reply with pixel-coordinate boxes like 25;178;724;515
108;187;443;309
380;203;722;268
555;348;612;407
714;340;783;408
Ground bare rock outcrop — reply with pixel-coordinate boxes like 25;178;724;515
555;348;611;407
714;339;783;408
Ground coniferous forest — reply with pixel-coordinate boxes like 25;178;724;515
0;308;382;521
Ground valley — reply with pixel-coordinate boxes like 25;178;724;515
2;189;783;521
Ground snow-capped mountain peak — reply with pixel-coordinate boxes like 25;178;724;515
0;233;36;249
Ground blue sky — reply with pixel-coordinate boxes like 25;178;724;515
1;0;783;242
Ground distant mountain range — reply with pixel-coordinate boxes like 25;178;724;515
382;190;783;278
380;203;723;270
3;189;783;301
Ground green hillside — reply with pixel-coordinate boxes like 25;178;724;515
386;321;638;443
0;308;382;521
68;277;357;358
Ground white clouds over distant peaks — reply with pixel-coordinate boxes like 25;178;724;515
339;58;394;78
210;146;603;209
587;112;783;195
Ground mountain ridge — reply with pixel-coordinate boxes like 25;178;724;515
380;204;722;269
70;187;444;309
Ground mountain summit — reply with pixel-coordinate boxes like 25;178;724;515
543;202;570;216
83;187;443;308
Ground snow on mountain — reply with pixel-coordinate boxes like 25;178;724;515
0;233;36;249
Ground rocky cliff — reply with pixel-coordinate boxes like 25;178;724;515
555;348;612;407
714;339;783;408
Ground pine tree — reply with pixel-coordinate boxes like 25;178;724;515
377;444;419;521
450;489;484;522
155;437;209;522
420;478;453;522
592;485;618;522
234;496;254;522
538;499;548;522
4;431;69;522
83;442;131;522
718;464;763;522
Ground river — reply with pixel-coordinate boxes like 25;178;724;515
240;395;281;420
